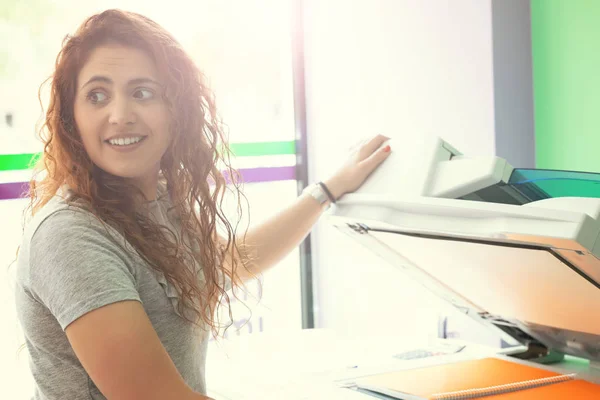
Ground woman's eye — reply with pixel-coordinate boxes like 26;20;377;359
133;88;154;100
87;91;108;104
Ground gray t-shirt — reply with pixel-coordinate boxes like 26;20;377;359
15;193;215;399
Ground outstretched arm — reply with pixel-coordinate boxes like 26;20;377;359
223;134;391;283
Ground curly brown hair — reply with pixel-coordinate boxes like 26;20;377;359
27;9;249;336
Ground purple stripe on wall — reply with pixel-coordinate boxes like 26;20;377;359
226;166;296;184
0;166;296;201
0;182;28;201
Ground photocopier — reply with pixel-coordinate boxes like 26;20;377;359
328;136;600;369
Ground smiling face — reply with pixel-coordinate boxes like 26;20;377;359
73;43;171;198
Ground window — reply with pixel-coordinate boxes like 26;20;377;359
0;1;300;397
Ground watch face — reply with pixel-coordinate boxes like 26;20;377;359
303;184;329;206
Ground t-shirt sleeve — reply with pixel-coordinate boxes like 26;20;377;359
28;209;142;330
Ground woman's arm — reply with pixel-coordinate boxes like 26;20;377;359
224;135;391;283
66;300;212;400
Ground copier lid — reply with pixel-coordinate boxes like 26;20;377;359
353;136;600;205
328;194;600;361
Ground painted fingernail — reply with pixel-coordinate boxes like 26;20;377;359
383;145;391;152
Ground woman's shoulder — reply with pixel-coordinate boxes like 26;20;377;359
22;193;117;251
16;194;119;288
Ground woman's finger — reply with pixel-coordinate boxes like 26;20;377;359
359;134;390;158
348;138;368;153
360;142;392;172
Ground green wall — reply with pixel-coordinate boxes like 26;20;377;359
532;0;600;172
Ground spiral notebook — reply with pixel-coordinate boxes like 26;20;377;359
355;357;600;399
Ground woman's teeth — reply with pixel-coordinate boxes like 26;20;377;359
108;136;144;146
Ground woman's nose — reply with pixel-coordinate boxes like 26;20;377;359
108;97;136;126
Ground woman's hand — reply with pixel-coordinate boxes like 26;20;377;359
323;134;392;200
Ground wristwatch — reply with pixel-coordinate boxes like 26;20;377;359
302;183;331;208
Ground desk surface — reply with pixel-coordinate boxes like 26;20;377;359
205;329;600;399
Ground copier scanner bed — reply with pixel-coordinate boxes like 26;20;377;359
328;137;600;363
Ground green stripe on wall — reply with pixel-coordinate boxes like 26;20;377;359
230;141;296;157
0;141;296;171
531;0;600;172
0;153;39;171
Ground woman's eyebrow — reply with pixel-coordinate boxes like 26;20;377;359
80;75;160;90
80;75;112;90
127;77;161;86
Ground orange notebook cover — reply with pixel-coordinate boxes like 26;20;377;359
355;357;600;399
489;379;600;399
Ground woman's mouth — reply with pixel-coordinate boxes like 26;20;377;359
105;135;148;147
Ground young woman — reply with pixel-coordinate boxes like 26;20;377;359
14;9;391;400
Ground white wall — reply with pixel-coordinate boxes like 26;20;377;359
303;0;501;342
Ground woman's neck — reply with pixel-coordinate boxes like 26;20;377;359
130;168;161;202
